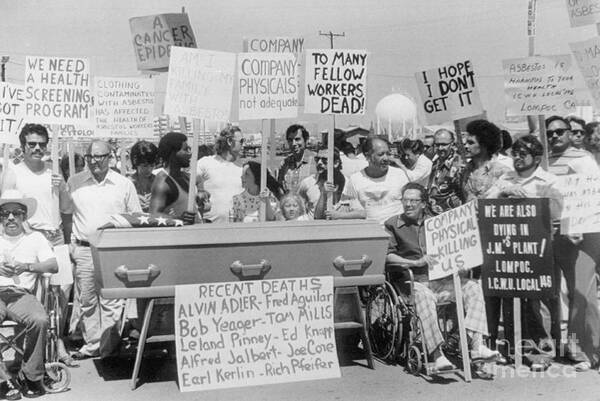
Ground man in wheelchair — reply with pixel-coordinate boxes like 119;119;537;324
0;190;58;398
384;183;499;372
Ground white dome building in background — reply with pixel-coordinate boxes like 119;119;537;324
374;94;419;142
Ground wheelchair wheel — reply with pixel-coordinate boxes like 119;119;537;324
365;282;400;361
406;345;422;374
43;362;70;393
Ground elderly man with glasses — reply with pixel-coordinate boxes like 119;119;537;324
66;140;141;360
427;128;465;215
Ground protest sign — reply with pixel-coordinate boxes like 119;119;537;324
556;173;600;234
175;276;340;392
129;13;197;71
415;60;483;125
565;0;600;27
238;53;298;120
304;49;367;115
424;201;483;281
93;77;155;138
503;55;577;116
164;47;236;121
570;37;600;109
244;37;305;55
24;56;92;125
0;82;25;145
46;124;94;139
479;199;555;299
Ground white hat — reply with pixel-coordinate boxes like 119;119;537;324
0;190;37;219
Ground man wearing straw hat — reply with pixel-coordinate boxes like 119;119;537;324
0;189;58;398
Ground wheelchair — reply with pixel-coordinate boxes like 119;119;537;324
365;263;493;379
0;274;71;393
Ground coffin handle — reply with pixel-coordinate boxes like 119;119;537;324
332;255;372;273
229;259;272;279
114;264;161;283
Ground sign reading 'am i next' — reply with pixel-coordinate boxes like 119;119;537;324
175;276;339;392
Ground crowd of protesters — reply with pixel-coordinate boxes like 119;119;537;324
0;114;599;397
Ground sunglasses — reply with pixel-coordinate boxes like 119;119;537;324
571;129;585;136
0;209;26;219
25;141;48;149
85;153;111;162
547;128;569;137
512;150;532;159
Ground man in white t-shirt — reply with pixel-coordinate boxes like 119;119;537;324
0;190;58;398
196;126;243;223
329;136;409;224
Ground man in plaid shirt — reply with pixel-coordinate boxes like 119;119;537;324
384;182;498;371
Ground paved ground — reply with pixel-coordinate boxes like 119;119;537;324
38;348;599;401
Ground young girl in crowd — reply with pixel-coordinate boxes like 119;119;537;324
230;161;284;222
280;193;311;221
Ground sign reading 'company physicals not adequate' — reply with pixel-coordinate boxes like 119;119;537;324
415;60;483;125
175;277;339;392
304;49;367;115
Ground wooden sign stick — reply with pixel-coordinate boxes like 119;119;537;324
453;120;467;160
2;144;9;185
326;117;335;212
453;271;472;382
259;119;268;222
120;142;128;175
188;118;200;214
67;137;75;179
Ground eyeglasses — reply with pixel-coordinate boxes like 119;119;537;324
314;157;328;163
25;141;48;149
512;150;532;159
0;209;26;219
547;128;569;137
571;129;585;136
85;153;110;162
402;199;422;206
434;142;452;148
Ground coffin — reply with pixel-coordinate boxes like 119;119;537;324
91;220;389;299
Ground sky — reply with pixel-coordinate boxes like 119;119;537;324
0;0;597;136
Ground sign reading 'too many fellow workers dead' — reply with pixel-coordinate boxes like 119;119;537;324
304;49;367;115
129;13;197;71
415;60;484;125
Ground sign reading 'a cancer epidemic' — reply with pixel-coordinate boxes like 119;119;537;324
0;82;25;144
25;56;92;125
479;199;555;299
175;277;340;392
556;173;600;234
570;37;600;109
164;47;236;121
238;53;298;120
565;0;600;27
503;55;577;116
93;77;155;138
415;60;483;125
425;201;483;281
304;49;367;115
129;13;197;71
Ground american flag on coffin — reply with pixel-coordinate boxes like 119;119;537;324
103;213;185;228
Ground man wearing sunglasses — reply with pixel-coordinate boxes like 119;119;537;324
0;190;58;397
66;140;141;360
546;115;598;176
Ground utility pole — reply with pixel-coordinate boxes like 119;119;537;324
318;31;345;50
0;56;9;82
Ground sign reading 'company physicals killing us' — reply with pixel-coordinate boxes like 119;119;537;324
503;55;577;116
415;60;483;125
565;0;600;27
304;49;367;115
93;77;155;138
25;56;92;125
164;47;236;121
425;201;483;281
238;53;298;120
129;13;197;71
175;276;339;392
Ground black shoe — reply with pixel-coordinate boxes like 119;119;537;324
0;379;21;400
18;378;44;399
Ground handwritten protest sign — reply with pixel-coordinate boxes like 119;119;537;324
238;53;298;120
503;55;577;116
415;60;483;125
93;77;155;138
556;174;600;234
45;124;94;139
565;0;600;27
175;276;339;392
479;199;555;299
129;13;197;71
0;83;25;145
570;37;600;109
425;201;483;281
164;47;236;121
304;49;367;115
24;56;92;125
